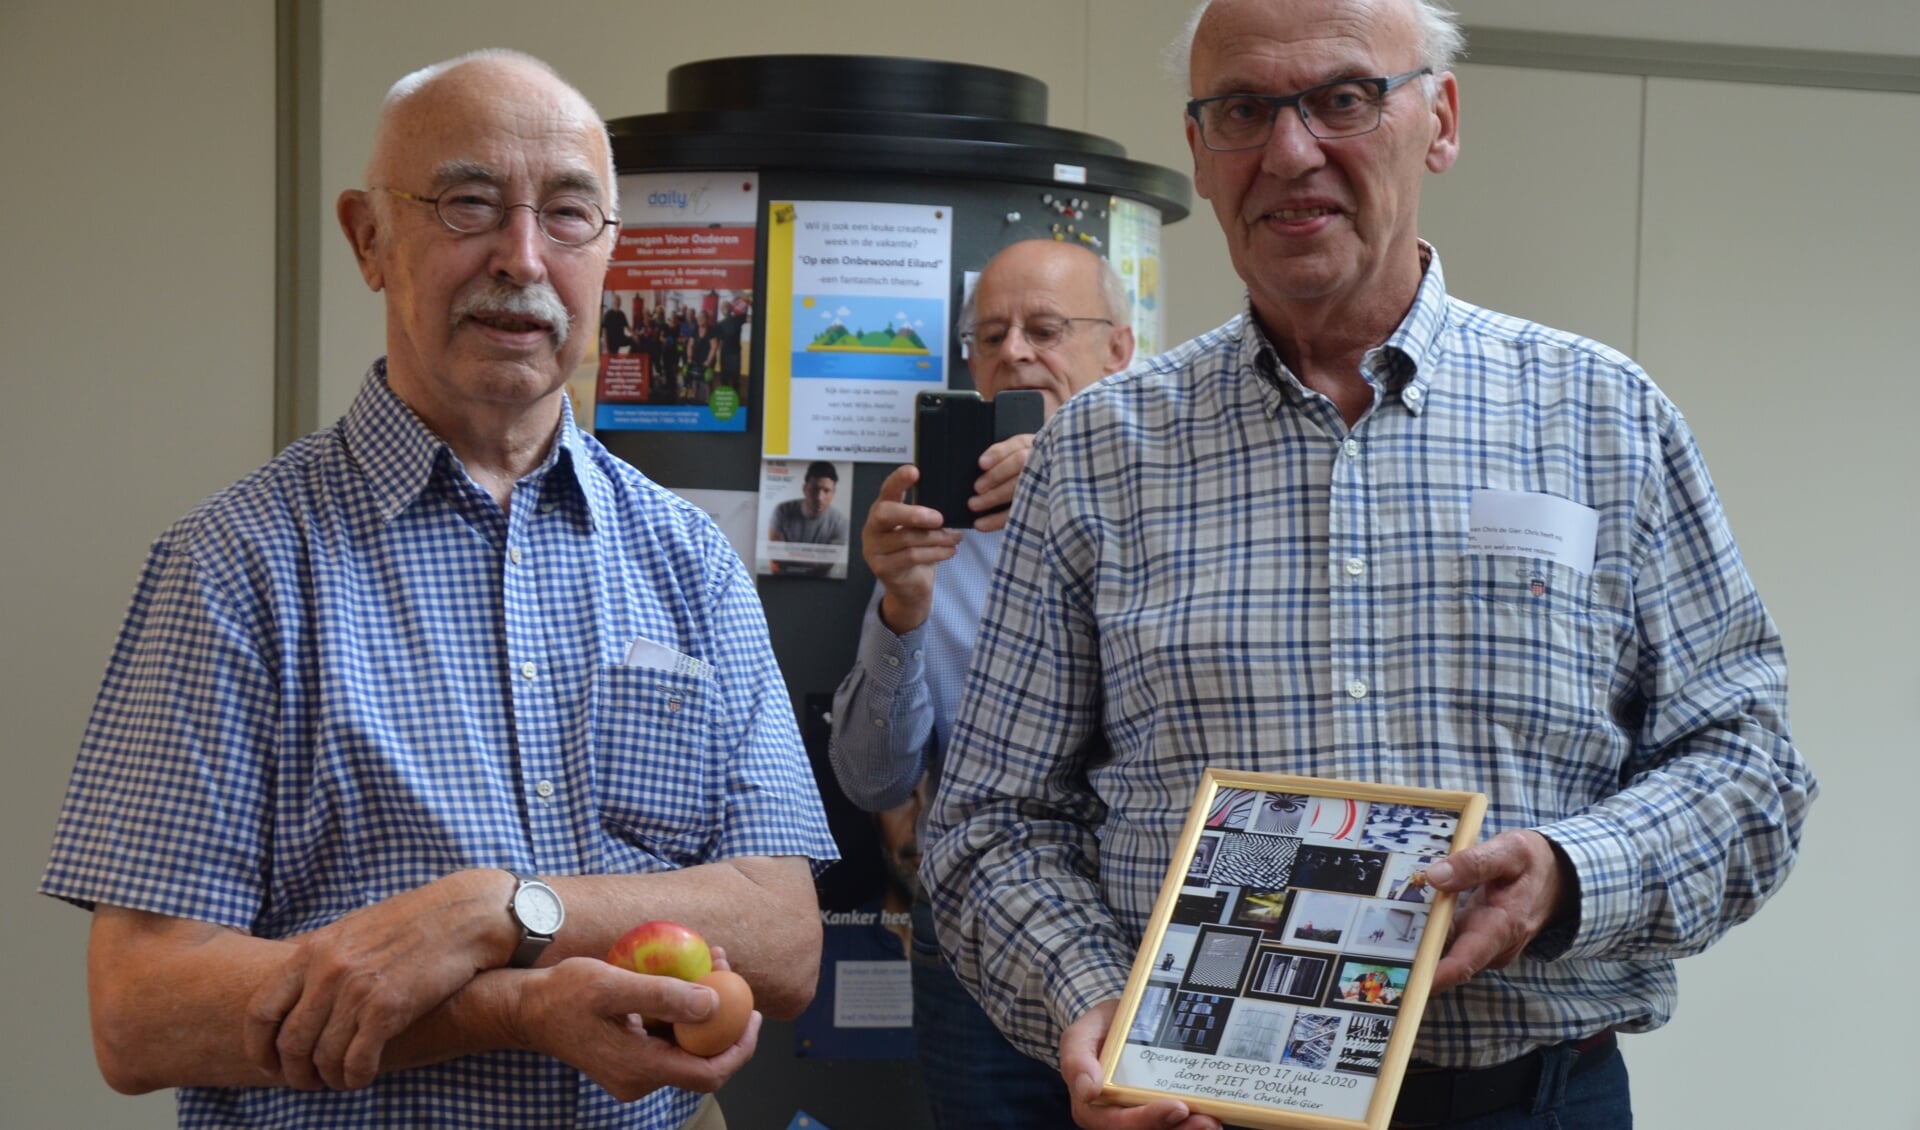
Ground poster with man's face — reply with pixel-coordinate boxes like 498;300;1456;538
755;458;852;579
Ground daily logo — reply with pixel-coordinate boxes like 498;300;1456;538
644;185;712;216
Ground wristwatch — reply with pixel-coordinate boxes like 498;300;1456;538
506;872;565;968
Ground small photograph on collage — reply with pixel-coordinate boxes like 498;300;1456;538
1337;1015;1393;1075
1227;888;1293;938
1188;830;1224;886
1278;1010;1344;1071
1245;946;1335;1005
1361;803;1460;855
1172;888;1230;927
1382;854;1441;904
1179;925;1263;995
1158;991;1233;1054
1208;832;1301;889
1218;1000;1295;1063
1281;890;1365;951
1249;792;1310;835
1297;796;1367;844
1291;845;1389;895
1129;983;1176;1043
1329;959;1412;1014
1207;789;1259;831
1152;924;1201;982
1347;902;1429;959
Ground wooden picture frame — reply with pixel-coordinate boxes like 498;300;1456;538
1098;771;1487;1130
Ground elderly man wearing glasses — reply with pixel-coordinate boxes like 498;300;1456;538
829;238;1133;1130
43;49;836;1130
922;2;1816;1129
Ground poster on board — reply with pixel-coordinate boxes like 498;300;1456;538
762;200;951;462
1108;197;1165;358
594;173;759;433
755;458;854;579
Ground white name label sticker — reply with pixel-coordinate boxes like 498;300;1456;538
622;635;715;680
1466;489;1598;573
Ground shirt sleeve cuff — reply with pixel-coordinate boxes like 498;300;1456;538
1530;813;1641;961
1039;933;1135;1042
853;606;926;700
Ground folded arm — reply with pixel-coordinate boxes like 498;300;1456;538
89;855;817;1095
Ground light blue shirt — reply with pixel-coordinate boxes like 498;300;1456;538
829;527;1002;825
924;251;1816;1069
43;363;837;1128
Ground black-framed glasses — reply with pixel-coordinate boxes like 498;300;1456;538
1187;67;1433;149
960;315;1113;355
376;183;616;247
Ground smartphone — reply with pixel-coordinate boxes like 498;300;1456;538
913;389;1046;528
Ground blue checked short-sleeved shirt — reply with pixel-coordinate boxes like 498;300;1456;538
42;363;837;1128
924;250;1815;1070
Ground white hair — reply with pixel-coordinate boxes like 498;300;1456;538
958;241;1131;334
366;48;619;218
1166;0;1467;94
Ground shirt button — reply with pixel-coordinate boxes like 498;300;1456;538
520;661;537;680
1343;439;1362;459
1404;386;1423;404
535;780;555;798
539;502;556;514
871;717;887;729
509;546;523;565
885;656;900;668
1347;679;1369;699
1345;557;1366;577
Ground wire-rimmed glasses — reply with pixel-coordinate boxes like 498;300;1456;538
376;183;616;246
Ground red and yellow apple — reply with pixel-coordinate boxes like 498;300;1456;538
605;919;714;982
604;920;754;1055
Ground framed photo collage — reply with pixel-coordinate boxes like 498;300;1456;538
1099;771;1486;1130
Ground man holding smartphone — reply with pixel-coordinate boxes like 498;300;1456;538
828;239;1133;1129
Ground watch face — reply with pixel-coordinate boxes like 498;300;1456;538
515;882;564;935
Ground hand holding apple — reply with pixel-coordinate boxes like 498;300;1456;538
605;921;754;1057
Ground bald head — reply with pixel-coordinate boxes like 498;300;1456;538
365;50;616;208
962;240;1128;333
963;239;1135;418
1170;0;1464;92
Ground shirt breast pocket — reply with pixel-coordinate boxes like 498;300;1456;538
592;664;717;869
1445;555;1609;742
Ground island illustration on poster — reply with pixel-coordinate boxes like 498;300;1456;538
761;200;950;463
1101;771;1486;1130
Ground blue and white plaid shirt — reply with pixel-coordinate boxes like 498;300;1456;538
43;364;837;1128
924;251;1815;1069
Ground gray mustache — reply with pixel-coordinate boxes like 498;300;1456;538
450;279;572;347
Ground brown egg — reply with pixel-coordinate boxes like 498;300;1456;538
673;970;754;1057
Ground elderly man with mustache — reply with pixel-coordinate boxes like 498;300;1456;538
41;49;835;1130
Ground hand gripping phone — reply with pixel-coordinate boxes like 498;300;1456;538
912;389;1045;528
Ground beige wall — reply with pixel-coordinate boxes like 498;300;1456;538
1424;64;1920;1128
0;2;277;1127
5;2;1913;1127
